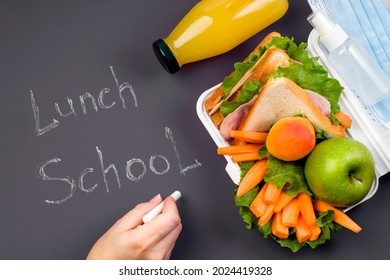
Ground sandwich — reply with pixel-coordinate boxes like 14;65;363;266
204;32;352;141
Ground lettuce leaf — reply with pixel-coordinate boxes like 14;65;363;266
222;53;263;97
238;161;255;181
220;81;262;117
258;219;273;239
258;146;311;197
239;207;258;230
266;36;312;65
234;187;259;207
234;187;259;230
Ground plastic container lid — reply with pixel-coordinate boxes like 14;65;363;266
152;39;181;74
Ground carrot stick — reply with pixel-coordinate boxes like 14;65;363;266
296;214;312;243
217;144;262;155
264;182;282;204
230;130;268;144
309;224;321;241
313;200;362;233
249;183;268;217
281;197;300;227
231;151;260;163
297;192;317;226
273;191;293;213
258;204;275;226
237;159;268;197
272;211;289;239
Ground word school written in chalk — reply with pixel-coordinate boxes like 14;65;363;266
30;66;137;136
37;127;202;204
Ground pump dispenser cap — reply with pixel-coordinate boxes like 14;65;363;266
152;39;181;74
307;11;348;52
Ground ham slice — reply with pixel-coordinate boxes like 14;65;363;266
305;89;331;117
219;96;257;140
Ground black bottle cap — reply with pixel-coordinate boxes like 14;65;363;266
152;39;181;74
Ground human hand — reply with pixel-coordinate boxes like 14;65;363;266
86;194;182;260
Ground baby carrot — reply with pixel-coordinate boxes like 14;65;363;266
313;200;362;233
231;151;260;163
258;204;275;226
249;183;268;217
237;159;268;197
281;197;300;227
309;224;322;241
264;182;282;205
272;211;289;239
230;130;268;144
273;191;293;213
217;144;262;155
297;192;316;226
296;214;312;243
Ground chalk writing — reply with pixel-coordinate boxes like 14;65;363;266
37;158;76;205
36;127;201;204
165;127;202;175
30;66;137;136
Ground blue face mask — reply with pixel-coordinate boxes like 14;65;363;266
307;0;390;76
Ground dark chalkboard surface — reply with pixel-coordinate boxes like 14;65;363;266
1;0;390;260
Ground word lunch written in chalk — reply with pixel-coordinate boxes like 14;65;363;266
30;66;137;136
30;66;202;204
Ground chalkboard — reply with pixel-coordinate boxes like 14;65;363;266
1;0;390;260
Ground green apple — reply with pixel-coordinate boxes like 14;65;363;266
304;137;375;207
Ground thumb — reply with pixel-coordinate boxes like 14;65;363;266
114;194;162;232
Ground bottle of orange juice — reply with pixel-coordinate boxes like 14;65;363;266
153;0;289;73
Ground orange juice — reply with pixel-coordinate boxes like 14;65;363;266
153;0;289;73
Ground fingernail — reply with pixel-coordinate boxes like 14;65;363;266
149;194;161;203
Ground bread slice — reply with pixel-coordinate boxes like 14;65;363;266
204;31;282;112
238;77;347;138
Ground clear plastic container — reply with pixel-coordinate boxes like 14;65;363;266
196;31;390;211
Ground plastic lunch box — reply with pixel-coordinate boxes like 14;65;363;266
196;30;390;211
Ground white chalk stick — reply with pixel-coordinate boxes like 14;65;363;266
142;191;181;223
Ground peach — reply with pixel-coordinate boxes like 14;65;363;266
266;117;316;161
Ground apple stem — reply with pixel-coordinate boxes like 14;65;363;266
350;173;363;183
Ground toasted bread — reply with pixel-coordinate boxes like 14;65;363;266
204;31;282;113
238;77;347;138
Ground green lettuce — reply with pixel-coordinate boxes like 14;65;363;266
258;146;311;197
234;187;260;230
220;81;262;117
221;53;263;97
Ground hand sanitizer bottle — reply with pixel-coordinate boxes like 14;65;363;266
308;11;390;125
